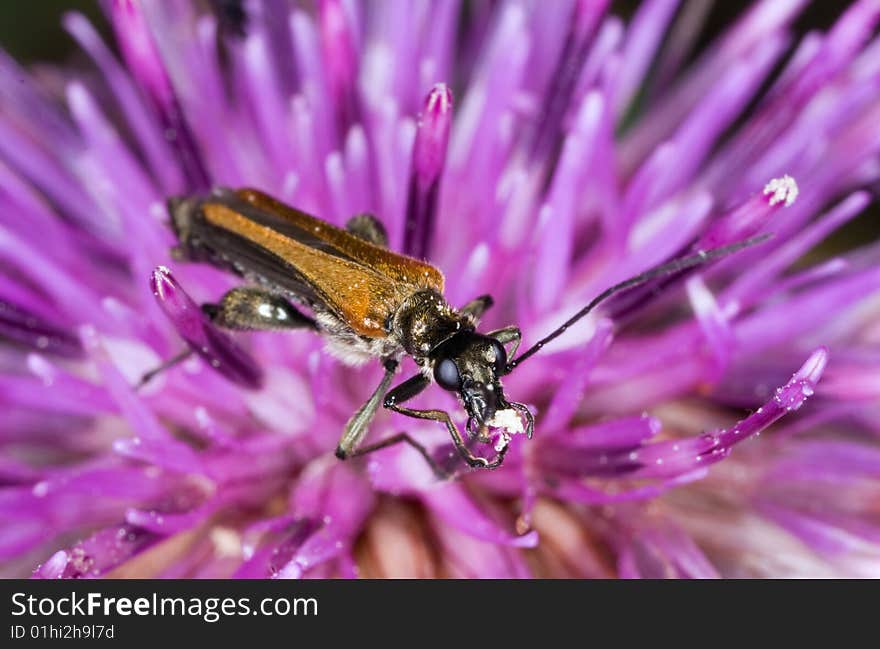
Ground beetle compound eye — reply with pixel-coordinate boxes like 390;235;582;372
490;340;507;375
433;358;460;390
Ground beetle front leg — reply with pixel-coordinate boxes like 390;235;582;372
383;376;509;470
460;294;494;324
488;325;522;359
336;366;452;479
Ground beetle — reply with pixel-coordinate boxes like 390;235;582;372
159;186;766;477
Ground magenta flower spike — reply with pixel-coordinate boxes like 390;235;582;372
1;2;880;579
404;82;453;259
109;0;210;190
0;299;83;359
319;0;360;131
150;266;263;389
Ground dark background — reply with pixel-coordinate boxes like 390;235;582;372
0;1;851;64
0;0;106;63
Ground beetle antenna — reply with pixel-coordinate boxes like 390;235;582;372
506;234;772;371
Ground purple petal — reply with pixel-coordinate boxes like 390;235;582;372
403;83;453;259
32;524;161;579
108;0;210;190
319;0;359;130
422;483;538;548
150;266;263;389
0;299;83;358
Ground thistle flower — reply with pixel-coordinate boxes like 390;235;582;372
1;0;879;579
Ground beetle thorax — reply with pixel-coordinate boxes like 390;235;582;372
391;289;466;359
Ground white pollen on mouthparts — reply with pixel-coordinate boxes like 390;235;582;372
487;408;525;435
763;174;799;207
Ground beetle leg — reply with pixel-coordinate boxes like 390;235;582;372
345;213;388;247
337;364;456;479
138;288;314;387
383;376;508;470
336;359;400;460
342;432;450;478
135;348;194;389
487;325;522;358
460;294;494;323
202;287;317;331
